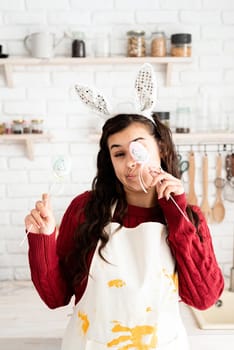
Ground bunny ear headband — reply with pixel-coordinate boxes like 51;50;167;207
75;63;157;125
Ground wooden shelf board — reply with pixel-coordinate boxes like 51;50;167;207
90;132;234;145
0;133;52;160
0;56;192;66
173;132;234;145
0;56;192;87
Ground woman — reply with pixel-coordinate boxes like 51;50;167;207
25;113;224;350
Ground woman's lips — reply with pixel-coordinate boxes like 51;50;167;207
126;173;137;180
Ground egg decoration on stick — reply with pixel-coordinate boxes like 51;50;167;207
20;155;72;246
129;141;189;222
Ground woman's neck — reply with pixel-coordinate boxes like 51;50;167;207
126;189;158;208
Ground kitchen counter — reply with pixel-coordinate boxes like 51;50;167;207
180;303;234;350
0;281;233;350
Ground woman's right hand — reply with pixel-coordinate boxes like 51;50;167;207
24;193;56;235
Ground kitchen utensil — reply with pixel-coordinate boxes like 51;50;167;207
187;151;198;206
177;153;189;176
200;153;212;222
24;32;64;58
20;155;71;246
223;153;234;202
212;154;225;223
129;141;189;222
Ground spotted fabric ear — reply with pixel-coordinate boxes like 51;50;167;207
75;84;111;117
134;63;157;114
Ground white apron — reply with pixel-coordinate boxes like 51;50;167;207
62;220;189;350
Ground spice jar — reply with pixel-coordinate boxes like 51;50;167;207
171;33;192;57
151;31;167;57
175;107;190;133
0;123;5;135
23;120;30;134
127;30;146;57
156;112;170;127
12;120;24;134
31;119;44;134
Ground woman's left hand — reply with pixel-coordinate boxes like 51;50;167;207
148;167;185;200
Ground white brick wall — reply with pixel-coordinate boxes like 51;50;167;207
0;0;234;282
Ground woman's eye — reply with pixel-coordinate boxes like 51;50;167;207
114;152;125;158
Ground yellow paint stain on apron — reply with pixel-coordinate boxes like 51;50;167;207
146;307;152;312
162;268;178;292
108;279;126;288
77;311;89;335
107;322;157;349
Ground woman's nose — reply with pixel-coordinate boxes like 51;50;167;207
127;157;136;169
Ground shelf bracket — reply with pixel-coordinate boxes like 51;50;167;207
4;64;14;88
25;138;34;160
166;62;173;86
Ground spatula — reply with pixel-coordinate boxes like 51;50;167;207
187;150;198;206
200;153;212;222
212;153;225;223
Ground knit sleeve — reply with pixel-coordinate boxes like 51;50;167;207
28;191;90;309
159;193;224;310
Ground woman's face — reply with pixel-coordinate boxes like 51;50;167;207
108;122;161;194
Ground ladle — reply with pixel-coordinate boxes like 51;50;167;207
212;153;225;223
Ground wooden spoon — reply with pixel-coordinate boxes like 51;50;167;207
187;151;198;205
200;153;212;222
212;154;225;223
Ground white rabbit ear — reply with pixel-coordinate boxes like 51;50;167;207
134;63;157;114
75;84;111;118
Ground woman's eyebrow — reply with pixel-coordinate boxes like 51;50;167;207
110;144;121;150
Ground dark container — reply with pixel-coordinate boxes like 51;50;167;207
72;39;86;57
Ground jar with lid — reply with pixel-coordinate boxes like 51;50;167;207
152;111;170;128
171;33;192;57
175;107;190;133
151;31;167;57
31;119;44;134
127;30;146;57
72;31;86;57
12;119;24;134
0;123;5;135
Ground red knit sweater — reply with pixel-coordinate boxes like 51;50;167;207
28;191;224;311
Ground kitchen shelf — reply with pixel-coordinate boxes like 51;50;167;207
0;133;52;160
0;56;192;88
173;132;234;145
90;132;234;146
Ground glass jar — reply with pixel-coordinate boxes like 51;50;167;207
127;30;146;57
23;120;30;134
94;33;110;57
175;107;190;133
12;119;24;134
31;119;44;134
72;31;86;58
171;33;192;57
0;123;5;135
151;31;167;57
152;111;170;128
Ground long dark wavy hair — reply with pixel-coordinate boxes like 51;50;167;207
67;113;199;287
